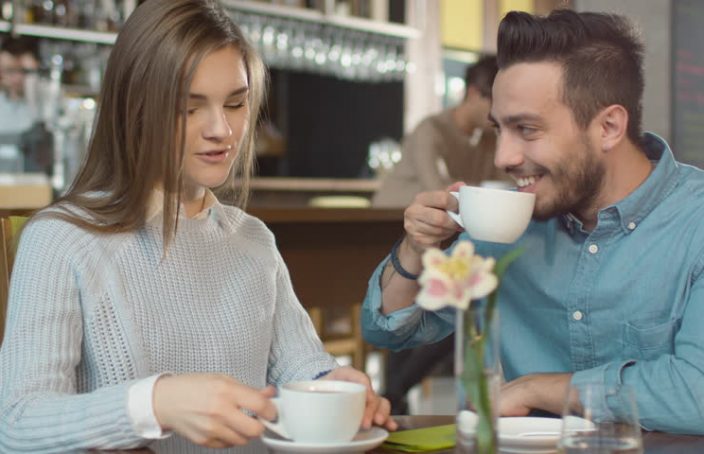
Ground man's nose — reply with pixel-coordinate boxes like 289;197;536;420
494;133;524;170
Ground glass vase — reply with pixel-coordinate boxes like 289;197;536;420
455;302;500;454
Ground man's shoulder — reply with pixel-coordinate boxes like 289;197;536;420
413;110;451;134
672;162;704;202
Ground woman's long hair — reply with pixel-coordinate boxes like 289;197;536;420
44;0;265;247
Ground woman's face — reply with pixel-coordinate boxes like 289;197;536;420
182;45;249;199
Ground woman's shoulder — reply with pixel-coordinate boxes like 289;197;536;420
219;204;275;243
20;203;129;261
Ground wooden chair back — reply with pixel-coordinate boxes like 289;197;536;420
1;216;28;344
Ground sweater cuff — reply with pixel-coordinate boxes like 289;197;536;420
127;373;173;440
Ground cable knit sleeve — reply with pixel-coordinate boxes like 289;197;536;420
0;218;145;452
265;248;339;385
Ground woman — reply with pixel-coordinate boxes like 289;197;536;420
0;0;394;452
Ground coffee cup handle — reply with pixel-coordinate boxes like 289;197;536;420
259;397;291;440
446;191;464;228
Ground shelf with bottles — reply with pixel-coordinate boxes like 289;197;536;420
11;23;116;44
223;0;419;39
1;0;418;43
227;1;415;82
1;0;416;84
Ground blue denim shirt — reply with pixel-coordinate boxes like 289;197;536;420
362;133;704;434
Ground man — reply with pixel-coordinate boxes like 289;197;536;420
362;9;704;434
0;36;39;135
372;56;507;208
374;56;503;414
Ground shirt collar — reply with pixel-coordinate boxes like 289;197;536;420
145;188;219;222
560;132;679;235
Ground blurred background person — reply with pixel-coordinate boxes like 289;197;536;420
0;35;39;136
0;35;51;175
372;55;505;208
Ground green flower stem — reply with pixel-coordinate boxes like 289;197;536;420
458;247;524;454
461;310;496;453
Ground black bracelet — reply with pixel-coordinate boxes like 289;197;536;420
390;238;420;280
313;369;333;380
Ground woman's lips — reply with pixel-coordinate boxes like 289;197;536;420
196;150;229;164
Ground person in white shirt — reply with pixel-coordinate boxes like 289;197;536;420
0;1;395;452
0;35;39;135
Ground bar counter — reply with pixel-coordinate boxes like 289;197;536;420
248;207;404;310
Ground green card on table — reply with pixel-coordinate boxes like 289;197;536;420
381;424;456;452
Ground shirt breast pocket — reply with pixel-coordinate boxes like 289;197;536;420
623;318;679;361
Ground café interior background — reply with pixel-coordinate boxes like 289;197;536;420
0;0;699;413
1;0;693;205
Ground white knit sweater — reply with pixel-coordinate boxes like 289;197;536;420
0;201;338;453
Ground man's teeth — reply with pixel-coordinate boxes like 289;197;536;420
516;176;537;188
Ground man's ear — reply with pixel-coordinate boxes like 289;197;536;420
596;104;629;152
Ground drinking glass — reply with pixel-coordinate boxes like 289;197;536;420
558;383;643;454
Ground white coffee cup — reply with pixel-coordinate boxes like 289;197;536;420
447;185;535;244
479;179;514;190
262;380;366;443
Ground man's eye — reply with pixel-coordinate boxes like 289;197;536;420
518;125;537;136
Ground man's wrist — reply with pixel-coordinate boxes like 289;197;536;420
397;237;423;273
531;373;572;414
390;238;420;280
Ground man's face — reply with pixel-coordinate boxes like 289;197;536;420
0;51;38;99
490;61;605;221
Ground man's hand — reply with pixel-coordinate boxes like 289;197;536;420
320;366;397;431
499;373;572;416
403;182;465;255
380;182;466;314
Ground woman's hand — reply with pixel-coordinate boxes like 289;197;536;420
153;373;277;449
320;366;398;431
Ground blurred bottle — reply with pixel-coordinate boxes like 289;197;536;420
0;0;13;21
53;0;69;27
37;0;54;24
77;0;96;29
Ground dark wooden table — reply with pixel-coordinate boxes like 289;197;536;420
373;415;704;453
97;414;704;453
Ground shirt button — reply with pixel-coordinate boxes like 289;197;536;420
627;221;636;230
573;310;584;321
588;244;599;254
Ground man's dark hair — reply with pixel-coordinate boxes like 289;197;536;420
0;35;39;59
465;55;498;99
497;9;644;144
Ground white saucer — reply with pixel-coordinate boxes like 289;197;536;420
261;426;388;453
499;416;560;453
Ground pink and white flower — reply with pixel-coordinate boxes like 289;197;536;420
416;241;498;311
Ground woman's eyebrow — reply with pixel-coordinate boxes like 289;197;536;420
188;86;249;101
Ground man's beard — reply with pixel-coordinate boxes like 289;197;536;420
533;134;605;221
